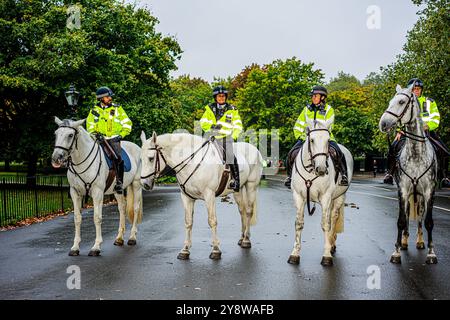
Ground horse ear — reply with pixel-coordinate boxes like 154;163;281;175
55;116;63;126
152;131;157;143
396;84;402;93
140;131;147;145
72;118;86;128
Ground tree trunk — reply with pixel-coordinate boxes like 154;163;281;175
4;159;10;171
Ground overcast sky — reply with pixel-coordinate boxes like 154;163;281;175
140;0;420;82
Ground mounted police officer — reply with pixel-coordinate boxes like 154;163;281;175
86;87;133;194
284;85;349;188
200;85;243;192
383;78;449;187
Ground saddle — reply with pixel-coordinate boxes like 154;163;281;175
99;141;131;192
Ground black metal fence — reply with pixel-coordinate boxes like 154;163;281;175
0;175;71;227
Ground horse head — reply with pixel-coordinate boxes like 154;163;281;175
140;131;165;191
305;115;333;176
52;117;86;168
379;84;419;132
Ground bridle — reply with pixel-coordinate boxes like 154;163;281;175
295;126;331;216
54;125;102;203
383;92;427;143
140;139;211;199
301;127;330;173
383;92;415;126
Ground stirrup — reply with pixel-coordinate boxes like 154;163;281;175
114;182;124;194
229;180;240;192
339;175;349;186
383;174;394;185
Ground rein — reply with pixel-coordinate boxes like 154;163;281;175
383;92;415;125
55;126;103;204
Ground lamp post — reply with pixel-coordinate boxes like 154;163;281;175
65;84;80;118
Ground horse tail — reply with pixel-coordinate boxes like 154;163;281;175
250;196;258;226
126;183;143;224
408;195;419;221
126;185;134;224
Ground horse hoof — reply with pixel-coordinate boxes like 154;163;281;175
416;242;425;250
114;239;124;246
127;239;137;246
209;252;222;260
287;255;300;265
321;256;333;266
68;250;79;256
400;244;408;251
88;250;101;257
177;252;190;260
238;239;243;246
240;241;251;249
390;255;401;264
426;256;438;264
331;245;337;255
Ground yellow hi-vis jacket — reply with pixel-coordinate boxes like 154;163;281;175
200;104;243;140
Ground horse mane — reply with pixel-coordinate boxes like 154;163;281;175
158;133;206;149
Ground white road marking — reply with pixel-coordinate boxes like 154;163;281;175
348;190;450;213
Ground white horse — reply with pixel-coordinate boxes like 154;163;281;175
379;84;437;264
51;117;143;256
288;117;353;266
140;132;263;260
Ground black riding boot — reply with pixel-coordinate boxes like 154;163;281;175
383;143;396;185
284;140;303;189
114;160;124;194
337;151;349;186
229;157;240;192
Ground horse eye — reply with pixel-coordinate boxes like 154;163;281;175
148;157;154;161
399;100;405;105
311;139;314;144
68;134;74;138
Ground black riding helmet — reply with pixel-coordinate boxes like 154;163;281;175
96;86;114;100
212;85;228;100
407;78;424;89
310;85;328;97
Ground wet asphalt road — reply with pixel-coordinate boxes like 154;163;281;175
0;177;449;300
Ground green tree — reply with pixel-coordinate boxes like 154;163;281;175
235;57;324;157
0;0;181;177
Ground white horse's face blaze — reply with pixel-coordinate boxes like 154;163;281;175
309;128;330;176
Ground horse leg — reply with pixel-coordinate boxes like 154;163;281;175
416;220;425;249
425;196;437;264
401;200;410;250
288;190;305;265
390;192;407;264
205;191;221;260
113;193;126;246
320;196;334;266
330;195;345;255
128;181;142;246
69;188;82;256
233;187;248;247
242;183;257;248
88;188;104;256
177;193;195;260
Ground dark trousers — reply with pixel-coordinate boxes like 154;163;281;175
105;137;124;185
